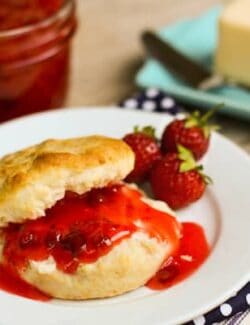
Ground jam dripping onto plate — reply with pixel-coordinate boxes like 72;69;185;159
147;222;210;290
0;264;50;301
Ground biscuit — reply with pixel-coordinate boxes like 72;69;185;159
0;136;181;300
0;136;134;227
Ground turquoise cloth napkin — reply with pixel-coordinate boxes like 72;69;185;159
136;7;250;121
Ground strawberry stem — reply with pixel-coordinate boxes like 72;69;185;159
133;125;156;138
200;173;213;185
200;103;224;125
184;104;223;138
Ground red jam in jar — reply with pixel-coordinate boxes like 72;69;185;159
0;0;76;122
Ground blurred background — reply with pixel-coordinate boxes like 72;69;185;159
67;0;250;153
0;0;249;153
69;0;221;106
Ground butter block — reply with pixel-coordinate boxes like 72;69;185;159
215;0;250;86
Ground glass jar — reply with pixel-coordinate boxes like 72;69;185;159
0;0;76;122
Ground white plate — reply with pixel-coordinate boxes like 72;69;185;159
0;107;249;325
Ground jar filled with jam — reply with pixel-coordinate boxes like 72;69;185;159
0;0;76;122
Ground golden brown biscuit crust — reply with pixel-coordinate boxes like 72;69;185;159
0;136;134;227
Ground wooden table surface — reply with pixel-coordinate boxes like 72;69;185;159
67;0;250;154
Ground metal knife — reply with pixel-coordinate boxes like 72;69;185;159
141;31;224;91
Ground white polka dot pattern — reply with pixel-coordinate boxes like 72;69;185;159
146;88;160;98
142;100;156;111
193;315;206;325
220;303;233;316
161;97;175;109
123;99;138;109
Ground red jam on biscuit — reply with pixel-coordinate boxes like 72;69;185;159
0;184;209;300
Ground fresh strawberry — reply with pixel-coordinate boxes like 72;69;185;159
123;126;161;183
150;145;211;209
161;107;220;160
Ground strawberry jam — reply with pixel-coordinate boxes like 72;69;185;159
0;0;76;122
0;184;209;301
2;184;180;275
0;0;64;31
147;222;210;290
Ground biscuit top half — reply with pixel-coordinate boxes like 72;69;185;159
0;136;135;227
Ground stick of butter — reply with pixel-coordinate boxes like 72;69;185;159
215;0;250;86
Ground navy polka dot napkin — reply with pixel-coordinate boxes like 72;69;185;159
120;88;250;325
121;88;183;115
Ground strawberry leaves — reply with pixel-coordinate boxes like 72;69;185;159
178;144;197;172
134;125;156;139
177;144;212;184
184;104;222;138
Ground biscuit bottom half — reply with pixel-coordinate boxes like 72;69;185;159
19;232;169;299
